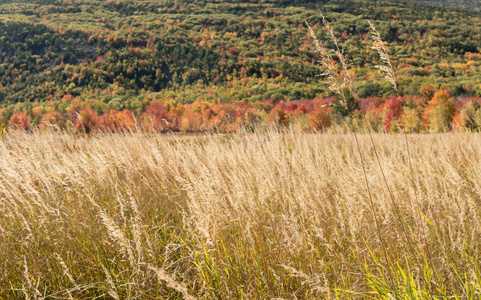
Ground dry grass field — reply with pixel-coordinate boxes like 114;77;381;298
1;129;481;299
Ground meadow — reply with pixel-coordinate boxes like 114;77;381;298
1;129;480;299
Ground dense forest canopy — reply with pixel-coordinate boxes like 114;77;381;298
1;0;480;104
0;0;480;133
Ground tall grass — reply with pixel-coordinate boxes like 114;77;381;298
1;130;481;298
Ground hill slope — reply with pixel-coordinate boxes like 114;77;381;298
0;0;480;107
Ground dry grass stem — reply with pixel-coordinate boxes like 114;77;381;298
368;20;398;95
147;264;196;300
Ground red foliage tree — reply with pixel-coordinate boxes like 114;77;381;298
142;102;182;132
383;96;404;131
75;106;99;133
269;104;289;126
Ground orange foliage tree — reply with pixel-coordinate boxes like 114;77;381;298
9;111;31;131
101;109;136;132
40;111;65;131
309;106;332;131
422;90;455;132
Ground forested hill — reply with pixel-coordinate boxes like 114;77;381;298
0;0;480;107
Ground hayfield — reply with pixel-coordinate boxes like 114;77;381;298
1;130;481;299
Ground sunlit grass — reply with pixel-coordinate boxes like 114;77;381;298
1;129;480;298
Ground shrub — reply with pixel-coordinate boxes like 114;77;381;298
41;111;65;131
309;106;332;131
9;111;31;131
75;106;100;133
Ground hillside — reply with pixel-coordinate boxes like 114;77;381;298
0;0;480;105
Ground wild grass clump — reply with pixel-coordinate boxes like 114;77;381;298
1;130;481;298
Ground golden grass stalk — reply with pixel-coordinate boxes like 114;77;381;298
319;12;360;103
147;264;196;300
306;20;349;107
22;257;42;300
101;264;120;300
90;196;137;268
368;20;398;95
